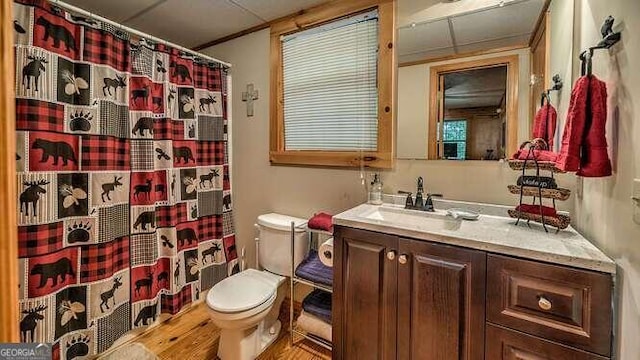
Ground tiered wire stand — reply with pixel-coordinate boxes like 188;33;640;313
289;222;333;351
507;145;571;233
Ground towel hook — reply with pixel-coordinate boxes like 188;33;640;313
579;16;622;76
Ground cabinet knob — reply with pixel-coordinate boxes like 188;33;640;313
386;251;396;260
398;254;407;264
538;296;552;311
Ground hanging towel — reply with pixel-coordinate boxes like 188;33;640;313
577;76;612;177
302;289;332;323
516;204;557;218
557;76;612;176
533;103;558;151
308;212;333;232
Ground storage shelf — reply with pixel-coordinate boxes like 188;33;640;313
507;185;571;201
508;209;571;230
291;327;332;351
292;276;333;293
290;221;334;349
508;160;565;173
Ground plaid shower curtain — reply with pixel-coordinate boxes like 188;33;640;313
13;1;237;358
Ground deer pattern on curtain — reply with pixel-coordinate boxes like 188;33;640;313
13;1;237;358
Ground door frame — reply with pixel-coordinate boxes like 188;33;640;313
0;0;20;343
427;55;519;160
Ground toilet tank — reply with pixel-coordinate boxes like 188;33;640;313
257;213;309;276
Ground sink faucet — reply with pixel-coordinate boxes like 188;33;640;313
399;177;443;212
415;177;425;209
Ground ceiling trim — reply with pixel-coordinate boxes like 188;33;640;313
528;0;552;46
399;44;528;67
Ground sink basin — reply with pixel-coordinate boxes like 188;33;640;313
358;206;462;231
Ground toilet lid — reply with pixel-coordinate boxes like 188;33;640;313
207;269;276;313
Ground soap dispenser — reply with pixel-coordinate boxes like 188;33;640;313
369;173;383;205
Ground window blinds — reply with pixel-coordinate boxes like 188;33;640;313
281;10;379;151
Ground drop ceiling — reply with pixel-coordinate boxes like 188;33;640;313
443;66;507;109
61;0;330;48
61;0;545;60
398;0;546;64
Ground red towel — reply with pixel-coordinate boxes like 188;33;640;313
516;204;557;218
533;103;558;151
308;213;333;232
511;149;558;162
577;76;612;177
557;76;612;176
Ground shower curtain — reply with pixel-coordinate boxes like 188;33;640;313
13;1;236;358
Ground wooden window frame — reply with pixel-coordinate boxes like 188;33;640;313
428;55;519;160
269;0;395;169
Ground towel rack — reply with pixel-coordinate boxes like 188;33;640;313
540;74;563;106
580;15;622;76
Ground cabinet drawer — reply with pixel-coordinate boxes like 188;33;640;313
487;255;612;357
486;324;607;360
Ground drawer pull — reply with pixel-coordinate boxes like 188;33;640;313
398;254;407;264
538;296;552;311
387;251;396;260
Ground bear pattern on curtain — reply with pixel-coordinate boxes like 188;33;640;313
13;1;237;358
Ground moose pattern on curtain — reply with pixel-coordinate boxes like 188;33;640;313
13;1;237;358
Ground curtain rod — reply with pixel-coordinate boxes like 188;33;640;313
51;0;232;68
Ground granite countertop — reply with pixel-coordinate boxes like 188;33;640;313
333;199;616;274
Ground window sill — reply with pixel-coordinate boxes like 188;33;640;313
269;150;393;169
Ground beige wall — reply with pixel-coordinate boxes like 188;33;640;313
570;0;640;357
397;47;530;159
202;30;368;270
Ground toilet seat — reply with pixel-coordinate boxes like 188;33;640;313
207;269;277;314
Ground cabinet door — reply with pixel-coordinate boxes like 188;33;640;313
333;226;398;360
397;239;486;360
486;324;608;360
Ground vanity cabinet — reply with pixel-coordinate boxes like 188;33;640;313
333;226;485;360
333;226;614;360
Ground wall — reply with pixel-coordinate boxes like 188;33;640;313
202;29;368;270
570;0;640;357
397;47;530;159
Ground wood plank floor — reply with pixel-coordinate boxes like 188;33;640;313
128;301;331;360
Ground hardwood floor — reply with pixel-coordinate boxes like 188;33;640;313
126;301;331;360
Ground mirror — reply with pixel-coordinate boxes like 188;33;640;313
396;0;574;160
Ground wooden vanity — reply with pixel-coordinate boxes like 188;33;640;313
331;203;615;360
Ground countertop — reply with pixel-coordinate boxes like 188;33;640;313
333;200;616;274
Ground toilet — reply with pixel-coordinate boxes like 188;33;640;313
206;213;309;360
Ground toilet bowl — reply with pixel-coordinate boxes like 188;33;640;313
207;269;285;360
206;213;308;360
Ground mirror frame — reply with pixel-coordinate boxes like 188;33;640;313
427;55;519;160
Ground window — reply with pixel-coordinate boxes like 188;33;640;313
442;120;467;160
270;0;395;168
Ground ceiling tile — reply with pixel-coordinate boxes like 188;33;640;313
398;19;453;57
451;0;544;46
61;0;162;23
125;0;264;47
231;0;329;21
